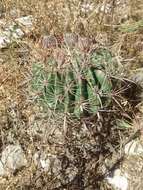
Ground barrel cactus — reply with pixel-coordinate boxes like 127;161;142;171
32;48;113;118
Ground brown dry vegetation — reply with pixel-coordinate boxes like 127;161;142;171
0;0;143;189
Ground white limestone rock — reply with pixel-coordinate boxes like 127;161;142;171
124;140;143;156
15;15;33;34
0;15;33;49
0;35;10;48
15;15;33;28
106;169;128;190
0;145;27;176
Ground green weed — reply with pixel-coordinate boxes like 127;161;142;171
120;19;143;33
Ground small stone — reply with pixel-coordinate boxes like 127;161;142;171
0;161;6;176
0;23;24;49
124;140;143;156
0;35;10;48
12;28;24;39
0;145;27;176
15;15;33;28
4;24;24;39
131;71;143;88
106;169;128;190
15;15;33;35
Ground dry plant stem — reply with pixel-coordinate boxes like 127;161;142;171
0;74;11;87
99;0;108;25
110;0;116;30
63;114;67;134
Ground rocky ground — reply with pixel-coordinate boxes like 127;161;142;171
0;0;143;190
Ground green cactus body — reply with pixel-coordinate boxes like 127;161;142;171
66;71;77;113
85;68;101;114
32;49;113;117
52;72;65;110
74;75;83;117
93;70;112;93
42;72;56;108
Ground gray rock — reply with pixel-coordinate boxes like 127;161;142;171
124;140;143;156
0;15;33;49
15;15;33;28
0;35;10;48
0;145;27;176
15;15;33;35
0;161;6;176
106;169;128;190
130;70;143;100
4;24;24;39
0;24;24;48
131;70;143;88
